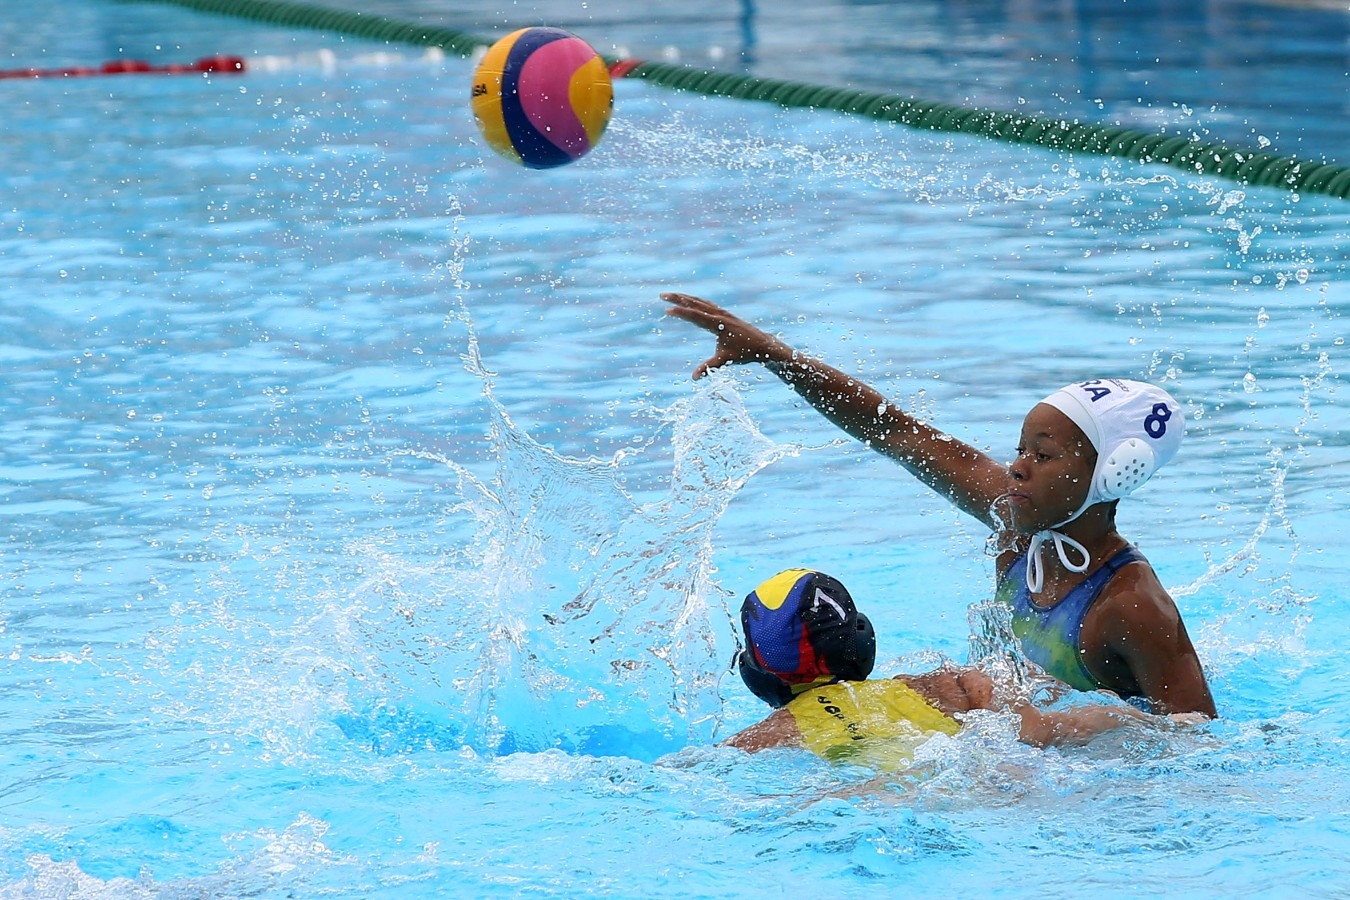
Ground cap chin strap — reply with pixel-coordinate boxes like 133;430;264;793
1024;485;1097;594
1025;529;1091;593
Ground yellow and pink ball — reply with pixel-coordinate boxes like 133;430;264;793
471;27;613;169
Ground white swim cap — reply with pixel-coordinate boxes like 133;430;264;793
1022;379;1184;594
1040;378;1185;512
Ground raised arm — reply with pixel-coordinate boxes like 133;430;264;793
662;292;1008;527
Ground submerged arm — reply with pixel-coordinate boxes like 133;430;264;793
913;666;1198;748
720;708;802;752
661;292;1007;526
1010;699;1151;748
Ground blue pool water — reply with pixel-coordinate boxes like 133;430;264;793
2;0;1348;896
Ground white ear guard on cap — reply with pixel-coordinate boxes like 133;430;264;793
1097;437;1158;501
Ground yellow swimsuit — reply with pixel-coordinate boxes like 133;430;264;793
788;680;961;770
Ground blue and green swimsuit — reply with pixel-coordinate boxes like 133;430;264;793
997;545;1147;699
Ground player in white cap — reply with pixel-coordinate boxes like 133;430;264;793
661;292;1215;717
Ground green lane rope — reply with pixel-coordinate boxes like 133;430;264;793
128;0;495;55
131;0;1350;200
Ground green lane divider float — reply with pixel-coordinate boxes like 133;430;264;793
621;60;1350;198
133;0;493;55
132;0;1350;200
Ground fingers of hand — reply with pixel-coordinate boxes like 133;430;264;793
660;292;704;309
661;292;730;320
661;294;702;319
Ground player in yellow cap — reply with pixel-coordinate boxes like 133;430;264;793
723;569;1199;768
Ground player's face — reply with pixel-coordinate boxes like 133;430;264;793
1004;404;1096;533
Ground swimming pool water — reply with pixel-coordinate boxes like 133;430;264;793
1;0;1348;896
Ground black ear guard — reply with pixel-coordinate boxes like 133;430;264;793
737;648;796;708
851;610;876;681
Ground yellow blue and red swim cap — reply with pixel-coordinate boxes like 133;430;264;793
738;569;876;707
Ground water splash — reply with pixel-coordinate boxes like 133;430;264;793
145;353;796;763
965;600;1030;686
5;814;353;899
374;373;796;759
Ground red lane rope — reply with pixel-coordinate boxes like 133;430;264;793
0;55;245;80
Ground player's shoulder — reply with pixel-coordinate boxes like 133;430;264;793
1094;554;1184;638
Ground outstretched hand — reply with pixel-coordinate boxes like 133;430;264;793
661;292;793;379
661;291;1009;529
